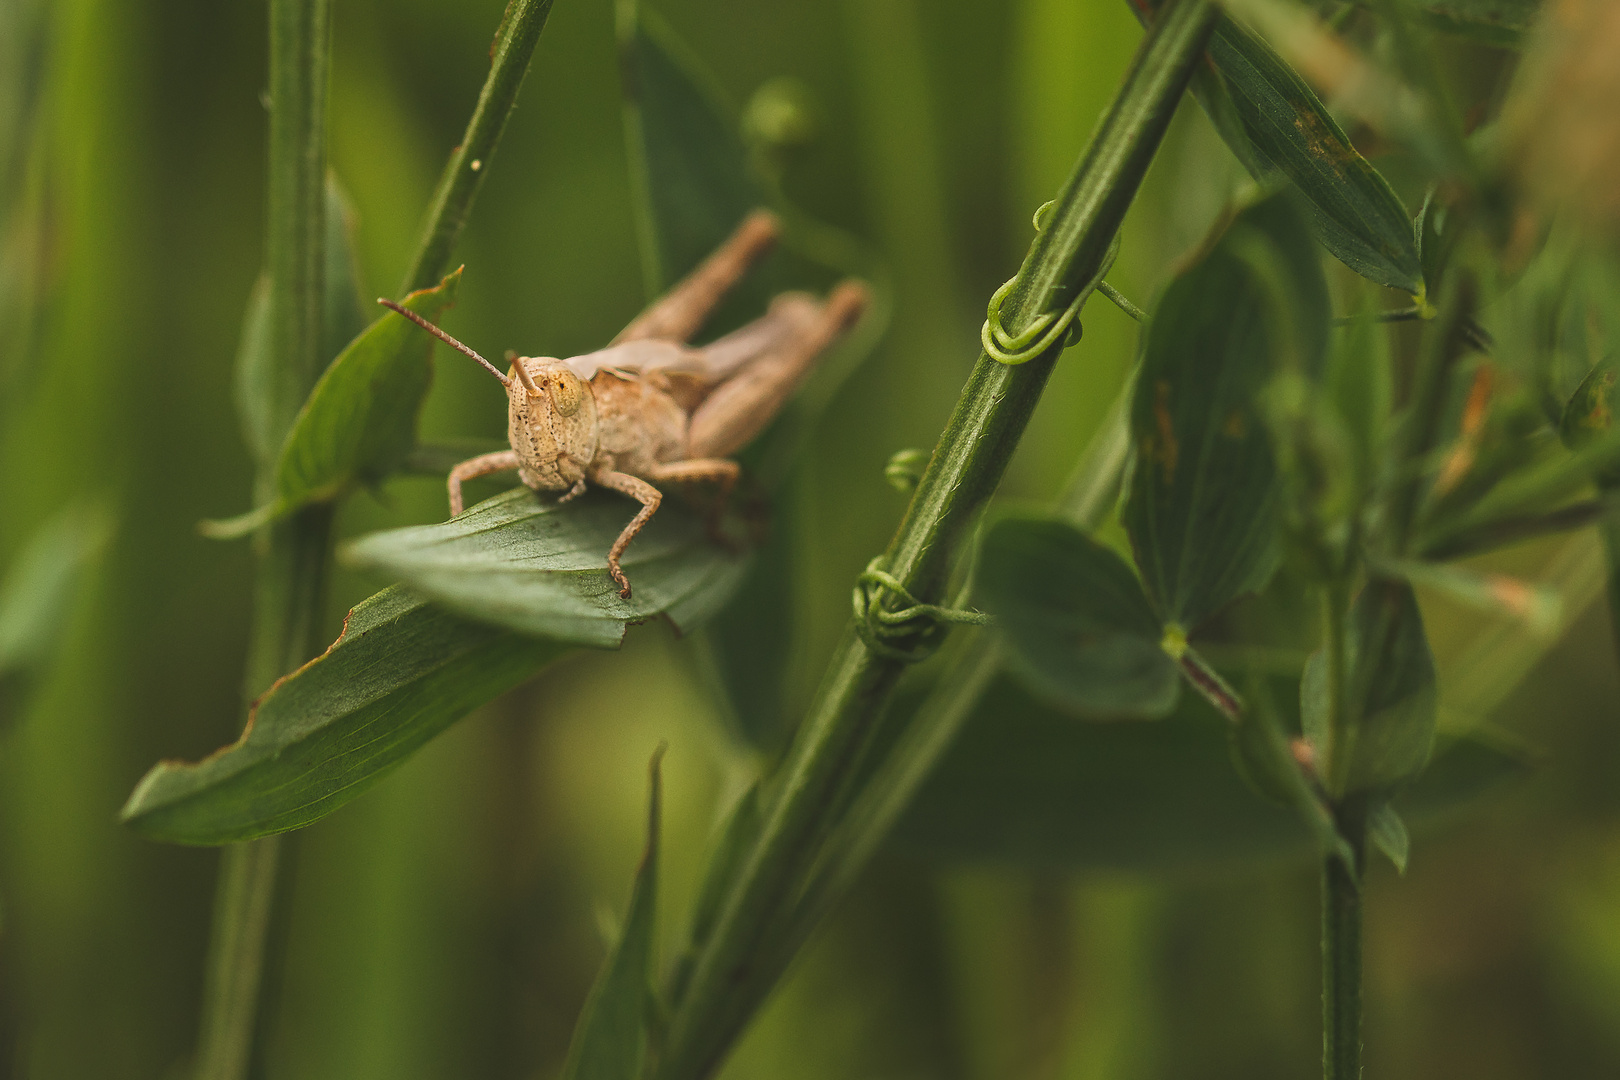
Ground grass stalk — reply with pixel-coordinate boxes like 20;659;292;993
1322;799;1367;1080
194;0;333;1077
654;3;1217;1077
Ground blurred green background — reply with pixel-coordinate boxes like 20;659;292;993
2;0;1618;1077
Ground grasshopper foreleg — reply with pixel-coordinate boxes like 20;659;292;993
448;450;521;516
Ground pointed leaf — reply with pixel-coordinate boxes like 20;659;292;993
235;176;371;467
207;269;463;538
894;673;1528;872
341;486;750;648
1125;193;1326;629
1560;359;1619;485
560;752;661;1080
1205;17;1422;293
121;586;565;844
0;500;113;726
978;516;1179;718
1304;580;1439;796
1368;800;1410;874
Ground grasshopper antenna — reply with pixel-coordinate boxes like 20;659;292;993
377;298;513;389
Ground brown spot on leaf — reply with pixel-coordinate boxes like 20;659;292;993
1222;409;1247;439
1152;379;1179;483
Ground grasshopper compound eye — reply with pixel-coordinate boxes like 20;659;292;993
548;370;586;416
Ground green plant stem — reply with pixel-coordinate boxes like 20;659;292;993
1322;798;1367;1080
194;3;332;1078
399;0;556;294
1321;577;1351;799
654;4;1217;1078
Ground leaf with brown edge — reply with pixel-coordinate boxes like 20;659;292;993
120;586;566;845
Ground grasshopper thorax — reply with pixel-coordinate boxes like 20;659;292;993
507;357;599;492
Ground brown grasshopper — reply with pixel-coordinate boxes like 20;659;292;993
381;210;868;599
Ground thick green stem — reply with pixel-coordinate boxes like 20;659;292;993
655;4;1217;1078
399;0;556;294
1322;799;1367;1080
194;2;332;1077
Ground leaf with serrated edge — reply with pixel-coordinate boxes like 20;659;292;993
341;486;750;648
560;751;661;1080
120;586;565;844
1125;193;1327;630
979;515;1179;718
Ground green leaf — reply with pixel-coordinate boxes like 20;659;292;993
341;486;750;648
1560;360;1618;485
235;176;371;468
208;269;463;537
1368;799;1410;874
560;750;662;1080
977;515;1179;718
120;586;565;844
1304;580;1438;796
0;500;113;727
1204;17;1423;293
893;672;1526;873
1125;193;1325;629
619;2;772;308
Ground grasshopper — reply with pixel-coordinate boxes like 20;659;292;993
382;210;869;599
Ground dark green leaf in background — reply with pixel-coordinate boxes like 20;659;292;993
1205;18;1422;294
0;500;113;728
620;2;772;311
120;586;565;844
1303;580;1438;796
342;485;750;648
1125;194;1325;630
894;673;1528;873
559;750;662;1080
978;515;1179;718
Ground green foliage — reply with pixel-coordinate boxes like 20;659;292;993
342;486;750;648
120;586;565;844
1204;16;1423;293
207;268;462;536
1124;193;1326;630
978;515;1178;717
1393;0;1543;46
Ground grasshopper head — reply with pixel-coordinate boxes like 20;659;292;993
507;357;599;491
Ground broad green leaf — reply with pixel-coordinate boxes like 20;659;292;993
235;175;370;468
207;269;462;537
1303;580;1438;796
0;500;113;727
978;515;1179;718
893;673;1527;873
1206;17;1423;293
121;586;565;844
341;486;750;648
1125;193;1326;629
560;752;661;1080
